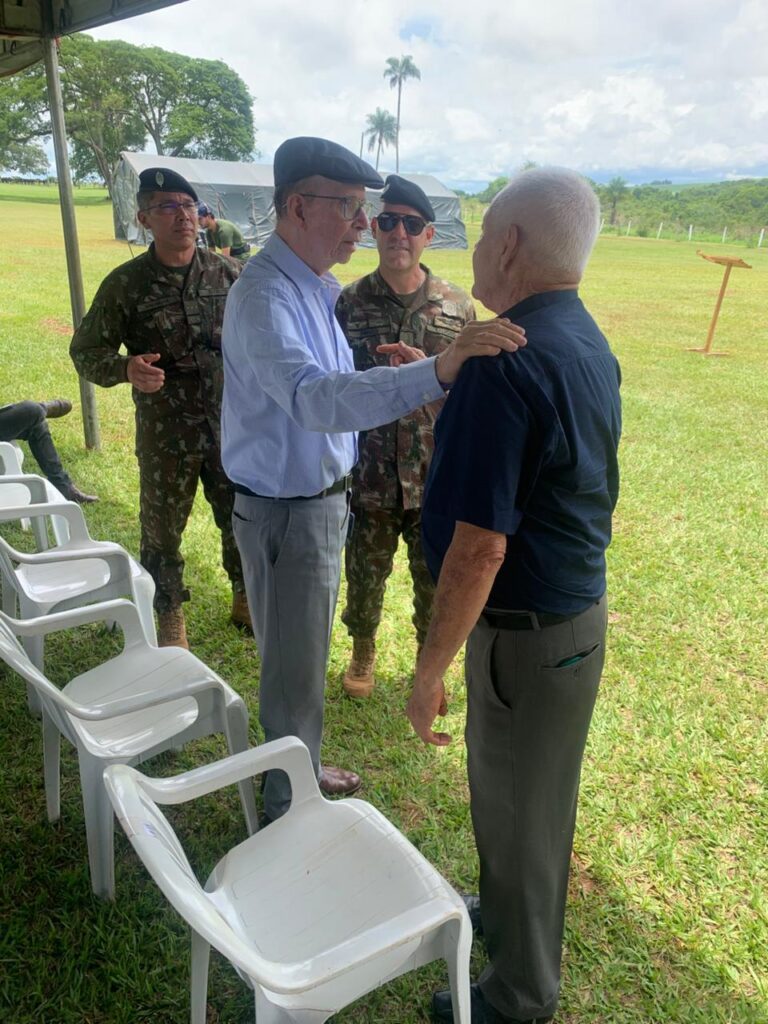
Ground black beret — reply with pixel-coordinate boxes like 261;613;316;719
380;174;434;221
137;167;197;201
274;137;384;189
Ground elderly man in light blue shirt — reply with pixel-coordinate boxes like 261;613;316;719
222;137;525;823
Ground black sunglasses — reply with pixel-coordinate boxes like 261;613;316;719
375;212;428;236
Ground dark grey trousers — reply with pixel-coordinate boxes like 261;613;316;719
0;401;71;489
232;490;349;820
466;595;607;1020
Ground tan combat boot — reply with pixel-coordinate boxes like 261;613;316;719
343;638;376;697
157;606;189;649
231;589;253;633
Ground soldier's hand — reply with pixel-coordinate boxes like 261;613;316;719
127;353;165;393
434;319;526;387
377;341;427;367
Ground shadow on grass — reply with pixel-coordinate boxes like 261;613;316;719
1;640;764;1023
0;661;764;1024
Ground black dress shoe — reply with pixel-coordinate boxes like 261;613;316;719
59;482;98;504
432;983;552;1024
41;398;73;419
463;893;483;936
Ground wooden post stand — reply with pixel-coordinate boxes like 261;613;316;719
689;251;751;356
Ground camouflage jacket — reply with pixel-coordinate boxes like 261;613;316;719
70;245;240;455
337;265;475;510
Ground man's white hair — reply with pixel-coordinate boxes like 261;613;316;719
490;167;601;279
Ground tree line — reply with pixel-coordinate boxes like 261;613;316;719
461;172;768;238
0;34;255;201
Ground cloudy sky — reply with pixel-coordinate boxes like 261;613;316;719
91;0;768;192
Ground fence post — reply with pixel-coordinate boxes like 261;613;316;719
657;221;663;239
758;228;765;248
689;224;693;241
625;219;632;236
722;226;728;243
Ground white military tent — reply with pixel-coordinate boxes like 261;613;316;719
115;152;469;250
115;151;276;246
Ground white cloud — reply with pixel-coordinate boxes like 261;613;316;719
90;0;768;187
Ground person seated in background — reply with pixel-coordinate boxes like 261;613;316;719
197;204;251;260
0;399;98;503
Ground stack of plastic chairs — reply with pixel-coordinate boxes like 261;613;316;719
0;449;472;1021
0;597;258;898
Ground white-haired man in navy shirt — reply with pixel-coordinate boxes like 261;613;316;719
409;168;622;1024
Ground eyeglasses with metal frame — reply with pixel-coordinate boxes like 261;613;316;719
145;200;199;216
298;194;372;220
375;212;429;236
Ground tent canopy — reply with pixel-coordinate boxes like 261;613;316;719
0;0;187;75
116;152;469;250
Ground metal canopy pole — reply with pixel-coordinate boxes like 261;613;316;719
42;36;101;449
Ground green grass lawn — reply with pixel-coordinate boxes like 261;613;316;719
0;183;766;1023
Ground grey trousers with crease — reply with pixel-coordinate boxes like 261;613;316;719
466;595;607;1020
232;489;349;820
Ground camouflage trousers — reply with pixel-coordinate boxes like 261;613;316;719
138;442;244;613
342;505;434;644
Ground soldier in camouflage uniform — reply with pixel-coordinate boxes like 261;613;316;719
336;175;475;696
70;167;249;649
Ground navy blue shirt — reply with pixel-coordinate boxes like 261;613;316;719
422;289;622;615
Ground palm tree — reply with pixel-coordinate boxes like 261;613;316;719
364;108;398;170
603;176;628;225
383;55;421;172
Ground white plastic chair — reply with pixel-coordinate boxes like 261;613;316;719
0;474;157;657
105;738;472;1024
0;441;25;475
0;446;72;546
0;598;258;899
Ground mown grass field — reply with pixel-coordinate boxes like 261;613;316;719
0;183;766;1023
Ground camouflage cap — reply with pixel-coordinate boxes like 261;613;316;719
137;167;198;201
380;174;435;221
197;202;212;217
274;137;384;189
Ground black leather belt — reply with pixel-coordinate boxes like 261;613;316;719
481;608;578;631
234;475;351;501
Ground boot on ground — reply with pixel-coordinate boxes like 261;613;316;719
343;637;376;697
231;589;253;633
157;606;189;649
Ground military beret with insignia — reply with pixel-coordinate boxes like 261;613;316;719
274;137;384;189
137;167;198;201
381;174;435;222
